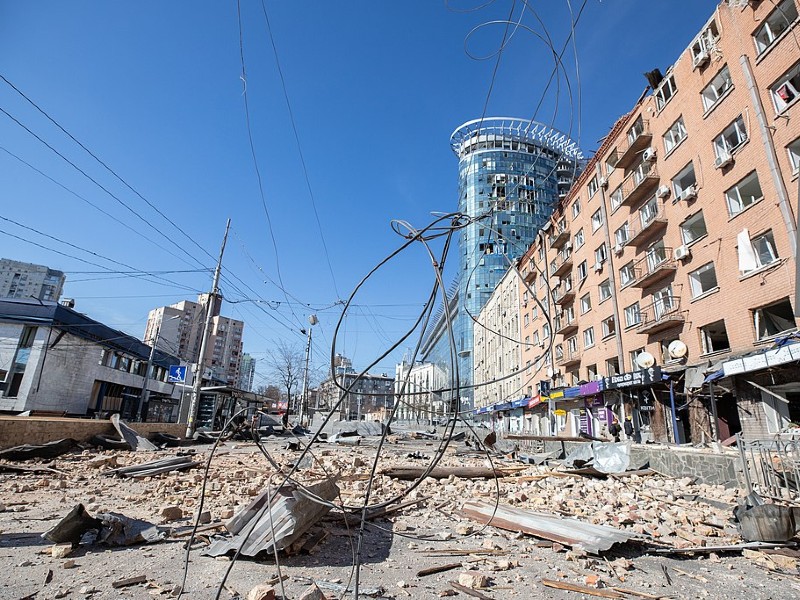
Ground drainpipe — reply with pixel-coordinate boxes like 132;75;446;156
739;55;796;258
595;162;627;424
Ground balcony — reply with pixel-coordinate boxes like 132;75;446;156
627;202;667;246
619;162;659;208
523;266;537;284
555;316;578;337
636;296;685;335
549;225;571;249
632;247;677;288
556;345;581;368
553;276;575;305
608;120;653;170
551;249;573;277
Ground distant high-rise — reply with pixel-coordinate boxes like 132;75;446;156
144;294;244;386
421;118;583;412
238;353;255;392
0;258;65;302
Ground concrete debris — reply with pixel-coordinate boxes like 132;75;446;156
457;571;490;589
204;478;339;558
159;505;183;522
111;575;148;589
297;582;327;600
247;584;277;600
51;543;73;558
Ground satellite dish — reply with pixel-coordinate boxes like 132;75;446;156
636;351;655;369
546;367;554;378
668;339;687;359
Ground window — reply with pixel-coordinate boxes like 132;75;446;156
714;115;747;158
533;330;540;345
753;298;796;340
788;137;800;174
588;176;599;198
691;19;719;64
542;322;551;339
574;228;585;249
739;229;779;274
629;348;645;371
577;260;588;281
583;327;595;349
601;316;616;339
572;199;581;218
772;60;800;113
606;357;620;377
672;162;697;198
619;261;635;287
689;262;718;298
599;279;612;302
591;208;604;232
586;364;598;381
627;117;645;145
639;195;660;229
567;336;579;354
614;223;629;246
524;313;530;326
701;65;733;112
726;171;763;216
680;211;708;245
609;186;623;211
580;293;592;314
646;239;666;272
754;0;798;55
595;244;607;266
655;74;677;111
623;303;641;328
538;244;545;261
663;117;687;154
699;320;731;354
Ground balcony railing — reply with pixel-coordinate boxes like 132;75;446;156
551;248;573;277
632;247;677;288
556;344;581;367
619;161;659;208
627;200;668;245
608;120;653;170
555;316;578;336
636;296;685;334
553;276;575;305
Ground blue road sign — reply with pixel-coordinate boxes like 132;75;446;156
168;365;188;383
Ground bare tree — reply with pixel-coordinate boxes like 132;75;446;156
265;340;304;414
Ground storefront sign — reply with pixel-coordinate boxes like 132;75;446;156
723;343;800;377
553;409;567;416
579;380;603;396
603;367;662;390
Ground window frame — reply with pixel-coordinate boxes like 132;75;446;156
680;210;708;246
689;262;719;298
663;116;687;154
753;0;799;56
725;171;764;216
701;65;733;113
771;60;800;114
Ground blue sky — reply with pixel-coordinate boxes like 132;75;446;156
0;1;719;386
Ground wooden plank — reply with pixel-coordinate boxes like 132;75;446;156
449;581;493;600
112;575;148;589
541;579;624;598
417;562;462;577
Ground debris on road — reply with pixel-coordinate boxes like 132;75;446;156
0;438;77;461
103;455;201;477
111;414;158;451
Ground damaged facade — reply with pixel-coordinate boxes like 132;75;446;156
474;0;800;443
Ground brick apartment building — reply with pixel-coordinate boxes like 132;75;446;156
478;0;800;443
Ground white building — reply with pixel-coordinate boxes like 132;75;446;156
0;258;65;302
144;294;244;387
393;359;449;424
0;298;187;421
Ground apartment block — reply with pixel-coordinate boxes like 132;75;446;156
487;1;800;442
0;258;65;302
144;294;244;387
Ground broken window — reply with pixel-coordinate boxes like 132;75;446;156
699;319;731;354
753;298;796;340
654;75;678;111
663;117;687;154
771;59;800;114
714;115;748;159
754;0;798;55
701;65;733;112
726;171;763;216
689;262;718;298
738;229;779;274
680;211;707;245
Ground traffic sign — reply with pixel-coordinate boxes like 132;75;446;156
168;365;187;383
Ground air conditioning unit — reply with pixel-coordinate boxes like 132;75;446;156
599;176;608;189
674;245;691;261
593;261;603;272
643;147;657;162
614;243;624;255
714;152;733;169
679;185;698;201
564;241;572;250
656;185;671;199
692;49;710;69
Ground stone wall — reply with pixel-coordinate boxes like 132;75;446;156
0;416;186;449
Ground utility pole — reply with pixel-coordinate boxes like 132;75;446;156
136;319;161;422
185;219;231;438
299;314;317;427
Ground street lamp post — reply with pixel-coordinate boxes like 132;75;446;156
299;314;317;427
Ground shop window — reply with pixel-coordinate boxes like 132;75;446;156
699;319;731;354
753;298;796;340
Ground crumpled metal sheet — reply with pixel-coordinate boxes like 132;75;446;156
460;500;638;554
562;441;630;474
